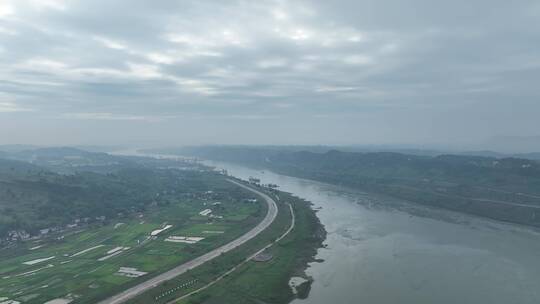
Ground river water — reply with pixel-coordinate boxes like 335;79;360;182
204;160;540;304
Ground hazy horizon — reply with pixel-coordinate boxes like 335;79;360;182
1;1;540;151
4;137;540;155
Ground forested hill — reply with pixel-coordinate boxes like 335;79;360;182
171;146;540;227
0;157;208;240
0;158;46;179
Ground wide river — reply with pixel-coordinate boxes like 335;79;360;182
204;160;540;304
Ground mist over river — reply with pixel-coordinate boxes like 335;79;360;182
204;160;540;304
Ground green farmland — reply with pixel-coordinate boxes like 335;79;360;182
0;175;265;304
126;190;325;304
174;191;325;304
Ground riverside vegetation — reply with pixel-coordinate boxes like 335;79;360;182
154;146;540;227
0;147;326;304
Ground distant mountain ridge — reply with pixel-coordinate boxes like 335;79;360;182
484;135;540;153
144;145;540;160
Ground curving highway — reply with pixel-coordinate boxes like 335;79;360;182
97;179;278;304
167;202;296;303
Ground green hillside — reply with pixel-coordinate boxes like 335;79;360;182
171;146;540;227
0;158;215;239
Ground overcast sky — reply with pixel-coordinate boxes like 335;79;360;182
1;0;539;149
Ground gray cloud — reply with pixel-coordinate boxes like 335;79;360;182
0;0;539;148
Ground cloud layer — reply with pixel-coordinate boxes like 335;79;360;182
1;0;539;147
